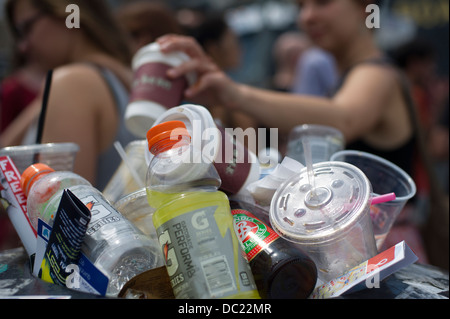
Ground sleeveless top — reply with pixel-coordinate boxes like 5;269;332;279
333;58;417;177
94;66;137;191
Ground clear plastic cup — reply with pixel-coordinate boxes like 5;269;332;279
114;188;159;244
0;142;79;174
330;150;417;249
103;140;148;203
270;161;377;282
286;124;345;165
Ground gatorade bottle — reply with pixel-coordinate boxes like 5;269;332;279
21;164;161;297
21;163;91;230
230;200;318;299
146;120;260;299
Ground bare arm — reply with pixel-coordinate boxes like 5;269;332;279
41;65;117;185
158;35;398;143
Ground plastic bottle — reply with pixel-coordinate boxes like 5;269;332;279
230;200;318;299
146;120;260;299
20;163;161;297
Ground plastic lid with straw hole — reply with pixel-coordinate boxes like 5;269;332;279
269;161;372;244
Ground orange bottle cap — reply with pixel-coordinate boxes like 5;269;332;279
20;163;55;197
146;120;190;154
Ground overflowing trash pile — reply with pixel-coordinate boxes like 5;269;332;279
0;43;419;299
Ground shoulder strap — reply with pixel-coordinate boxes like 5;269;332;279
84;62;129;114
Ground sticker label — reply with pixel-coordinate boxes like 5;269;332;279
231;209;279;262
156;205;256;298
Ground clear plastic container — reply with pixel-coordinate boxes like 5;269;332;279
331;150;417;249
0;142;79;174
286;124;344;165
146;120;260;299
21;163;161;297
270;161;378;282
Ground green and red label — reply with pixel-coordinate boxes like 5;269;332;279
231;209;279;262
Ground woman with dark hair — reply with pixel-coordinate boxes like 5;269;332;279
1;0;136;190
158;0;415;175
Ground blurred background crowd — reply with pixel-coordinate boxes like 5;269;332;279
0;0;448;270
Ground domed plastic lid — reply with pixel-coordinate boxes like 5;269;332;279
20;163;55;196
269;161;372;244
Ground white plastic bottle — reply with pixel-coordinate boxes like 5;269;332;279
21;163;161;296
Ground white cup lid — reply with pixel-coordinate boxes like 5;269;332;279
269;161;372;244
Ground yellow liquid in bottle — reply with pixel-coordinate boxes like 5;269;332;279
147;188;260;299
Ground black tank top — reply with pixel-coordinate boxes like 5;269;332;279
333;57;417;176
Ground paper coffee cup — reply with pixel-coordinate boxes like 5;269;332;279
125;42;196;137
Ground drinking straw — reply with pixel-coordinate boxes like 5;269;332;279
113;141;144;188
35;70;53;144
302;139;316;191
371;192;396;205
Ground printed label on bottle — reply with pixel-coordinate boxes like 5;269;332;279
231;209;279;262
67;185;140;261
129;62;187;108
155;205;257;299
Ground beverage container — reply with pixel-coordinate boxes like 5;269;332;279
230;200;317;299
103;140;148;203
125;42;196;137
330;150;416;249
146;121;259;299
0;142;79;174
20;163;161;297
146;104;260;195
270;161;377;282
246;156;305;209
286;124;344;165
114;188;158;243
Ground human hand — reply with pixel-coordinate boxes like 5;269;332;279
157;34;241;109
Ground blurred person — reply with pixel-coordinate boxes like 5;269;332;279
392;38;447;137
271;31;310;92
115;0;183;55
2;0;137;191
191;12;242;75
392;38;450;269
0;47;46;251
291;46;338;97
392;38;449;196
189;12;258;152
157;0;448;265
0;50;46;133
158;0;417;175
